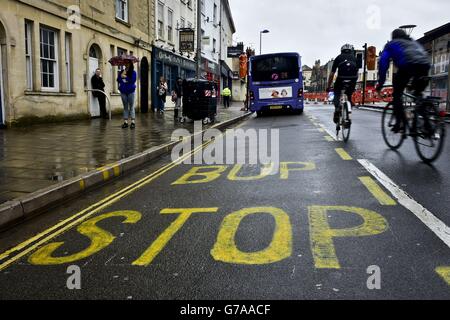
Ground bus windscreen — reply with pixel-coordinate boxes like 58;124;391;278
251;56;299;82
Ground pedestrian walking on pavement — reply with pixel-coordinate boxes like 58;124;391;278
222;86;232;108
173;77;183;119
91;68;108;119
118;60;137;129
156;76;168;114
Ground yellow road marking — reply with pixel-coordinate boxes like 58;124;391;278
436;267;450;286
79;180;86;191
133;208;219;266
325;136;334;142
228;163;274;181
0;139;213;271
172;165;228;185
359;177;397;206
280;162;316;179
318;128;325;133
211;207;292;265
308;206;389;269
335;148;353;161
29;211;141;265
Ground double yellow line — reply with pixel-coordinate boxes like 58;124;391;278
0;140;212;272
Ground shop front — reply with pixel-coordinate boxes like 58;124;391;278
151;46;196;109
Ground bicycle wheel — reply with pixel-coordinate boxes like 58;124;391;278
341;102;351;142
382;103;405;150
413;102;446;163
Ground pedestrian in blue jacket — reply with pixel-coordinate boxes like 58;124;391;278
376;29;431;133
118;60;137;129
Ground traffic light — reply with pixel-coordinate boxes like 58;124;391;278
239;54;248;79
367;46;377;71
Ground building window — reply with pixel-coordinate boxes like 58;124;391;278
213;38;216;53
25;20;33;90
116;0;128;22
168;9;173;43
213;3;217;24
65;33;72;92
40;27;59;91
158;2;164;40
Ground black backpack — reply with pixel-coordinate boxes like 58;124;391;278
338;59;358;79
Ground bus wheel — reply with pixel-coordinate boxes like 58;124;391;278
256;111;263;117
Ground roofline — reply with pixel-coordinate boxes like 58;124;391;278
417;22;450;44
222;0;236;34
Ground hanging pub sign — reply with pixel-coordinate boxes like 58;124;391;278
227;46;244;58
179;28;195;52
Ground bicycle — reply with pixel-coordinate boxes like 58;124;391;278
381;87;446;164
335;81;353;142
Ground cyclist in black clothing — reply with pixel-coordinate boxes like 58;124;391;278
327;44;359;124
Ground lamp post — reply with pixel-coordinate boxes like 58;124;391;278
260;29;270;55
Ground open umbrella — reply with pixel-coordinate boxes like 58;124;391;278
108;54;139;66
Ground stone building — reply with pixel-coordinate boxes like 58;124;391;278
0;0;154;127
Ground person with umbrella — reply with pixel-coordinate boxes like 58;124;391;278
109;55;139;129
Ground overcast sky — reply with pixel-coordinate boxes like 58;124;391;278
228;0;450;67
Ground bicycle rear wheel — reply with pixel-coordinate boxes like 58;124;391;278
382;103;405;150
413;102;446;163
341;102;351;142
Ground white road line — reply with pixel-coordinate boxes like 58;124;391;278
358;159;450;248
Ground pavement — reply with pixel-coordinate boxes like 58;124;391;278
0;104;449;300
0;104;245;205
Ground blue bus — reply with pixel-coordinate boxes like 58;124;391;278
248;52;304;116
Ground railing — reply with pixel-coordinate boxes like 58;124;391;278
85;89;112;120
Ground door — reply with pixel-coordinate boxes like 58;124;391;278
0;46;5;127
140;57;149;113
88;57;100;117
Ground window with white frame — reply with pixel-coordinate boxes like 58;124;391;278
40;27;59;91
65;33;72;92
168;9;173;43
116;0;129;22
25;20;33;90
158;2;164;39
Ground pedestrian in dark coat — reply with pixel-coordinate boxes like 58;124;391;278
91;68;108;119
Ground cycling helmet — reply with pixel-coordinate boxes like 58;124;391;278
392;29;410;40
341;44;355;53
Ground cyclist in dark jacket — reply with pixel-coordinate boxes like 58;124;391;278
327;44;359;124
376;29;431;133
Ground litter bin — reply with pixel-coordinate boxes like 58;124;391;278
182;79;217;124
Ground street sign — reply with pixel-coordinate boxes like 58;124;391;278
179;29;195;52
